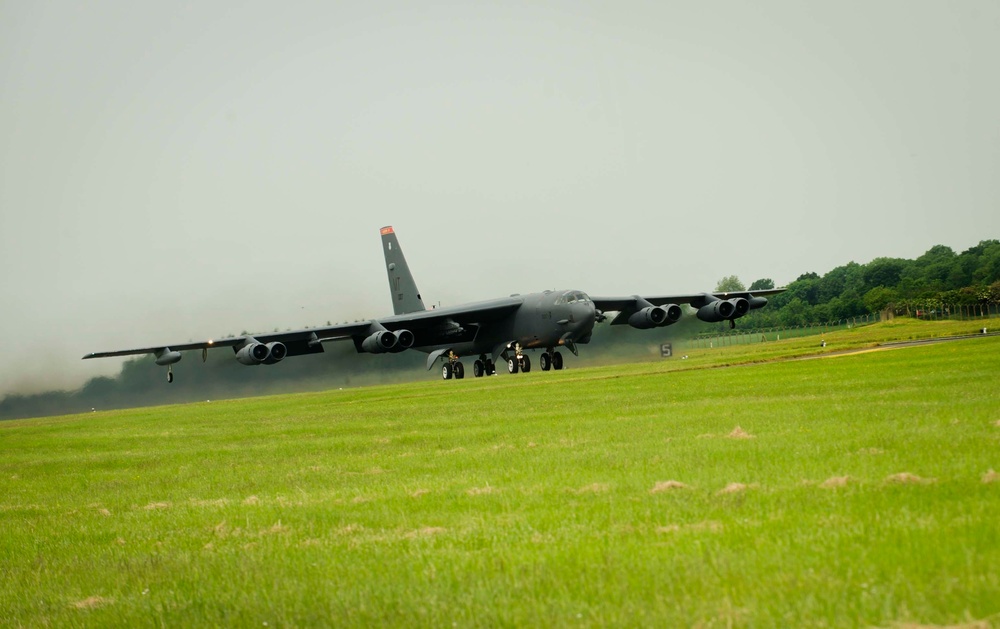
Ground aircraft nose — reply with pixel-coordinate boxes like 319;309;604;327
571;302;597;332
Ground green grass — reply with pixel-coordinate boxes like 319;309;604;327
2;321;999;627
587;316;996;370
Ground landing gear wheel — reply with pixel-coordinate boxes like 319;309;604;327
540;353;551;371
519;354;531;373
167;369;174;383
442;363;454;380
486;359;495;375
473;360;485;378
507;357;519;374
553;352;564;370
454;361;465;379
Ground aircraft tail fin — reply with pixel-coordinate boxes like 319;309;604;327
380;226;426;315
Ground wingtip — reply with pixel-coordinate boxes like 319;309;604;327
380;226;394;235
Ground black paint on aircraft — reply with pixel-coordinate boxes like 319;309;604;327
84;226;785;382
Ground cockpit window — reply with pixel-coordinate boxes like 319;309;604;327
555;291;591;305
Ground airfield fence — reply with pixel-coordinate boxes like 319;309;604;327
683;302;999;350
900;302;1000;321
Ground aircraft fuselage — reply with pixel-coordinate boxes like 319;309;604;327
403;290;596;359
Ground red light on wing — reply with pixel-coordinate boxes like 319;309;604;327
380;226;394;235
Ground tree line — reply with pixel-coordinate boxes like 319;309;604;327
725;240;1000;329
3;240;999;421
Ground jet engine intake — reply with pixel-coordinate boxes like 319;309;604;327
361;330;398;354
236;342;271;366
263;342;287;364
731;297;750;318
697;298;750;322
697;299;735;323
628;304;682;329
389;329;415;352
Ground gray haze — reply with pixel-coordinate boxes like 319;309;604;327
2;1;999;395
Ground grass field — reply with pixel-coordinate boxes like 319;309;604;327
2;320;999;627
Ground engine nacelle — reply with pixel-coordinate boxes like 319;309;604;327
697;299;735;323
262;342;287;364
236;342;271;366
361;330;397;354
697;298;750;322
748;296;768;310
389;329;415;353
628;304;682;329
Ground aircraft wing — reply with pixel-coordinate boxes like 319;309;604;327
82;297;524;360
81;321;375;361
83;338;244;359
592;288;785;325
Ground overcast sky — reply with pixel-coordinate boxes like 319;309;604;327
2;1;998;395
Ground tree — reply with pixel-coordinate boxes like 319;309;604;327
749;278;775;290
829;291;865;319
786;278;820;305
780;298;810;326
818;262;865;303
939;287;981;306
715;275;745;292
988;280;1000;303
863;286;899;313
973;242;1000;284
863;258;908;291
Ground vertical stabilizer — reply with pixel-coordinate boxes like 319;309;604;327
380;226;426;315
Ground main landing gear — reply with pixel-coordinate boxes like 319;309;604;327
442;353;498;380
167;365;174;383
505;343;532;374
472;354;496;378
538;349;564;372
440;346;565;380
500;344;566;375
441;351;465;380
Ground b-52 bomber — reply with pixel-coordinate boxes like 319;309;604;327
84;226;784;382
